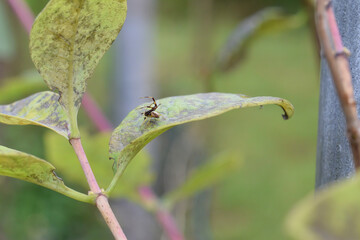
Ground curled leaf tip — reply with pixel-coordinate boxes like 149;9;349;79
107;92;294;194
281;107;290;120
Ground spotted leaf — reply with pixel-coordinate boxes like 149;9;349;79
0;91;70;139
106;92;294;193
30;0;127;137
0;145;92;203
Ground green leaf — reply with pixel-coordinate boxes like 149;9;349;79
163;152;241;207
0;145;93;203
286;175;360;240
0;71;47;104
30;0;127;137
44;131;153;200
0;91;71;139
107;92;294;194
215;8;306;72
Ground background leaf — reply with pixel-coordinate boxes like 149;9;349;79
30;0;127;137
44;131;153;201
0;70;47;104
163;152;241;207
0;0;16;60
0;145;92;203
214;7;306;72
0;91;71;139
286;175;360;240
107;92;294;193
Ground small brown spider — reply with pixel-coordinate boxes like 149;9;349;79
140;96;161;120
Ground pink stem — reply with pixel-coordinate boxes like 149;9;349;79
316;0;360;168
70;138;101;194
138;187;185;240
82;93;113;132
97;195;127;240
70;138;127;240
6;0;33;34
325;3;343;53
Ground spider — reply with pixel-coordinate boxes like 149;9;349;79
140;96;161;120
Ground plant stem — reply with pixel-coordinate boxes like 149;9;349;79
316;0;360;168
82;93;113;132
70;138;101;193
6;0;33;34
70;138;127;240
96;195;127;240
138;186;185;240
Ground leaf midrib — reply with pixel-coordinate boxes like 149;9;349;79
67;0;85;136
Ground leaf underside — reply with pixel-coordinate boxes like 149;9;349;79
108;92;294;192
0;91;71;139
0;145;91;203
286;175;360;240
30;0;127;136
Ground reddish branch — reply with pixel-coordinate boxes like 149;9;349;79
70;138;126;240
139;187;184;240
316;0;360;168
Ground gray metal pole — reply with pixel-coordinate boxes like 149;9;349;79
315;0;358;189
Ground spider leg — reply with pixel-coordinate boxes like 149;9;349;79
141;96;157;106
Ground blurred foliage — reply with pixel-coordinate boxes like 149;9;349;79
0;70;46;104
159;0;303;18
214;7;306;72
0;182;112;240
0;1;16;60
25;0;48;15
286;174;360;240
163;151;241;207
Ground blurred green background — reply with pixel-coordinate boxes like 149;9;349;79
0;0;318;239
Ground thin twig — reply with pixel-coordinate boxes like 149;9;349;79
138;186;184;240
6;0;33;34
70;138;127;240
70;138;102;194
316;0;360;168
82;93;113;132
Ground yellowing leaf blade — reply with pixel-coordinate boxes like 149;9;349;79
107;92;294;194
0;91;70;139
0;145;92;203
30;0;127;137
